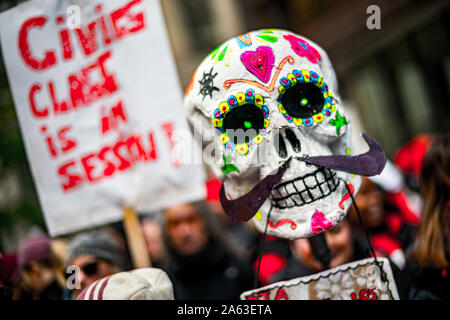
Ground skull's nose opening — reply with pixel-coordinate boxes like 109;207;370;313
273;130;288;158
281;83;324;118
284;128;301;153
273;128;302;158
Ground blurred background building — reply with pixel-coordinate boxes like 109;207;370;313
1;0;449;250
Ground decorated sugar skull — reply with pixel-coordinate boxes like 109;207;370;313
184;29;385;239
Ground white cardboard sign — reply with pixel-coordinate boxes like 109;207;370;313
241;257;400;300
0;0;206;236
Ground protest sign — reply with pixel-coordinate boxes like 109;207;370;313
241;257;400;300
0;0;206;236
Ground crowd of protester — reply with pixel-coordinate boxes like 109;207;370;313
0;133;448;300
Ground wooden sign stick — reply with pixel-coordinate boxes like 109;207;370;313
122;207;152;268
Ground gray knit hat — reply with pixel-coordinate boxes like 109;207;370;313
66;231;129;270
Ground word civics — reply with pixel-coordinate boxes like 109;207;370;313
19;1;176;192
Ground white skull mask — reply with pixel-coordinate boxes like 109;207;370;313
184;29;364;239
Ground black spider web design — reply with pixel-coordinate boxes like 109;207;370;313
198;67;219;101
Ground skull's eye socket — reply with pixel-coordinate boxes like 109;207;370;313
223;104;264;144
281;83;324;118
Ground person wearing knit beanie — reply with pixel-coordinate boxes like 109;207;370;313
65;230;130;299
17;232;51;274
13;230;64;300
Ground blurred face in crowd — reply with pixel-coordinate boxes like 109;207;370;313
354;177;385;228
69;255;117;297
291;219;354;271
20;260;55;294
142;219;166;264
165;203;209;256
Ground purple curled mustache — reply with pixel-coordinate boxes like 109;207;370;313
219;133;386;222
220;157;292;222
298;133;386;176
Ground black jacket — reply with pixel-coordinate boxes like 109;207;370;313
164;239;254;300
403;245;450;300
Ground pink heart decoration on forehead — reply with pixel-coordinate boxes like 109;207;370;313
240;46;274;83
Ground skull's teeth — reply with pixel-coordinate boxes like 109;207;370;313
270;167;339;209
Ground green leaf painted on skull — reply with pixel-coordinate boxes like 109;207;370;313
329;110;348;135
257;34;278;43
210;44;221;59
221;155;240;174
218;45;229;62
